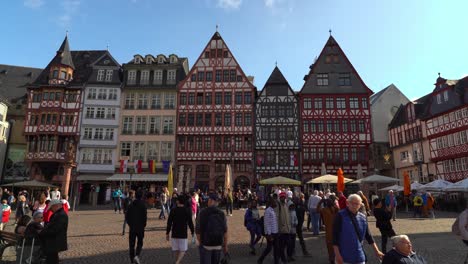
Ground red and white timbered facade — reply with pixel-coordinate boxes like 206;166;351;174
299;36;373;181
423;76;468;182
176;32;256;191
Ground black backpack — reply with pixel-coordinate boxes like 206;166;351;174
202;209;226;246
258;216;265;236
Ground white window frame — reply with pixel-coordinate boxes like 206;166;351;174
97;70;105;82
140;70;150;85
443;90;448;102
106;108;116;119
105;70;113;82
147;142;159;161
162;116;174;134
104;128;114;140
436;94;442;104
164;93;176;109
137;93;148;109
85;107;95;119
154;70;163;84
93;149;102;164
133;142;146;161
96;107;105;119
167;70;176;83
83;128;92;139
120;142;132;157
127;70;137;85
151;93;161;109
149;116;160;134
88;88;97;100
125;93;135;109
94;128;104;140
98;89;107;100
103;149;112;164
108;89;118;100
160;141;173;161
136;116;147;134
122;116;134;134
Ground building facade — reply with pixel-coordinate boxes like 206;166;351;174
423;76;468;182
369;84;410;177
176;32;256;191
388;96;435;184
254;67;300;181
0;65;42;182
24;36;91;195
299;35;373;180
118;53;188;184
0;100;9;179
76;52;122;205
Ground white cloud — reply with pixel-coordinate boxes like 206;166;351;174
56;0;81;29
264;0;274;8
24;0;44;8
217;0;242;10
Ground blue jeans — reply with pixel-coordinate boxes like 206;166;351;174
159;202;167;219
199;245;221;264
310;210;320;235
249;229;261;248
226;202;233;215
113;197;121;212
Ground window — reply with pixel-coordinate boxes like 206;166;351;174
133;142;145;161
326;120;333;132
400;151;409;161
94;128;104;140
167;70;176;83
244;92;252;104
85;107;95;119
338;73;351;86
337;98;346;109
178;114;186;126
160;142;173;161
162;116;174;134
215;70;221;82
314;98;322;109
33;93;42;102
204;51;210;58
151;93;161;109
317;120;324;133
349;97;359;109
81;150;92;163
350;120;357;132
103;149;112;164
234;136;242;151
358;120;365;132
194;137;202;151
136;116;147;134
351;148;357;161
196;93;203;105
244;113;251;126
180;93;187;105
137;93;148;109
204;137;211;151
334;120;340;132
122;117;133;134
147;142;159;161
124;93;135;109
127;70;136;85
88;88;97;99
235;92;243;104
206;71;213;81
104;128;114;140
224;92;232;105
83;128;92;139
436;94;442;104
326;98;334;109
106;108;116;119
43;92;49;101
96;107;105;119
361;98;368;109
149;116;160;134
205;113;211;126
140;70;149;85
317;74;328;86
196;113;203;127
443;91;448;102
198;71;204;82
217;49;223;57
224;113;232;126
154;70;163;84
215;92;222;105
230;70;236;82
215;113;222;126
108;89;117;100
97;89;106;100
164;93;176;109
187;114;194;126
188;93;195;105
105;70;113;82
205;92;212;105
191;74;196;82
343;148;349;162
235;113;242;126
223;70;229;82
59;71;67;79
52;70;58;79
304;98;312;109
310;120;316;132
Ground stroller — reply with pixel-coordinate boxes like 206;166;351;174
16;237;45;264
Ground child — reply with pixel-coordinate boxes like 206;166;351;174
1;199;11;230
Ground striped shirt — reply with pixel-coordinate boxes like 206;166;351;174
264;207;278;235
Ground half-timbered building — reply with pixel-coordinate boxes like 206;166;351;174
254;67;300;181
299;35;373;180
24;36;97;195
176;31;256;191
423;75;468;182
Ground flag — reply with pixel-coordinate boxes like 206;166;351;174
224;164;233;192
337;168;345;192
167;163;173;196
148;160;156;173
134;160;142;173
162;160;171;174
290;153;298;166
120;160;128;173
403;171;411;196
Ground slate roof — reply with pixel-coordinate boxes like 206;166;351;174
258;66;295;97
388;94;431;129
370;84;393;105
32;50;107;88
300;36;372;95
0;64;43;100
50;36;75;69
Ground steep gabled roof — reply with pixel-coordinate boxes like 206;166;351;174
300;35;372;95
0;64;43;100
50;36;75;69
258;66;296;98
388;93;431;129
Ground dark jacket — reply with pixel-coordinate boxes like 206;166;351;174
24;221;44;246
373;207;393;231
382;249;427;264
166;206;194;239
39;208;68;253
122;197;134;214
126;199;147;233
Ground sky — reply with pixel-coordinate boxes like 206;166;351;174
1;0;467;101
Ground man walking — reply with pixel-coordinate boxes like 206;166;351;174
166;195;194;264
113;187;123;214
122;190;135;236
308;190;321;235
196;193;228;264
126;191;147;264
333;194;384;264
373;198;396;253
258;197;279;264
39;199;68;264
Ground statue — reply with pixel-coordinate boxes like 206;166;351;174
66;142;76;163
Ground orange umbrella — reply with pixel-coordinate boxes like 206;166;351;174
403;171;411;196
337;168;345;192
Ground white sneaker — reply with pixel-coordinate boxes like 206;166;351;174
133;256;140;264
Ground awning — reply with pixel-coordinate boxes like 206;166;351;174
107;174;167;182
76;175;110;181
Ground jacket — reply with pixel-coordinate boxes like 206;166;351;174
385;194;397;207
39;208;68;254
126;199;147;233
289;209;297;234
2;204;11;223
382;249;427;264
244;208;261;234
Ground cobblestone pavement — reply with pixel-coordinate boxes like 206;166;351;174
3;207;466;264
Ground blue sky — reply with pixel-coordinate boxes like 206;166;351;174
1;0;467;100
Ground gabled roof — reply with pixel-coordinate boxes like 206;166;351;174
49;36;75;69
388;93;431;129
0;64;42;100
370;84;408;105
258;66;296;98
300;35;372;95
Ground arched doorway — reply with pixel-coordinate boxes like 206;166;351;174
195;165;210;192
234;175;250;190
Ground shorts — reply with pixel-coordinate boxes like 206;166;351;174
171;238;188;252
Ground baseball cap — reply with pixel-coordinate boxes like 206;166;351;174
279;192;287;198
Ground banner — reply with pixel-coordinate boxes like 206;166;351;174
162;160;171;174
290;153;298;166
120;160;128;173
134;160;142;173
148;160;156;174
256;155;264;166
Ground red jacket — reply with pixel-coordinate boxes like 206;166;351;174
43;205;53;223
62;200;70;214
2;204;11;223
338;196;347;210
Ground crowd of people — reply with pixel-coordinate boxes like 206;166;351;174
0;187;69;264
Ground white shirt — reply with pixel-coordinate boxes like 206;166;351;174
287;190;293;199
264;207;278;235
308;195;321;211
50;191;61;200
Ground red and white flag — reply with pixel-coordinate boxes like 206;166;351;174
120;160;128;173
290;153;298;166
134;160;142;173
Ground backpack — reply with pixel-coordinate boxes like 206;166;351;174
202;209;226;246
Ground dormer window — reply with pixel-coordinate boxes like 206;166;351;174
134;56;142;64
97;70;105;81
436;94;442;104
317;74;329;86
105;70;113;82
157;56;165;64
443;90;448;102
170;56;177;63
145;56;153;64
60;71;67;79
52;70;59;79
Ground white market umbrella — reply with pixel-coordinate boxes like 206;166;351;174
444;178;468;192
307;174;353;184
418;179;453;191
356;174;400;184
411;182;424;190
379;184;404;192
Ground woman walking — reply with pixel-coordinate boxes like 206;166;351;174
244;200;262;255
